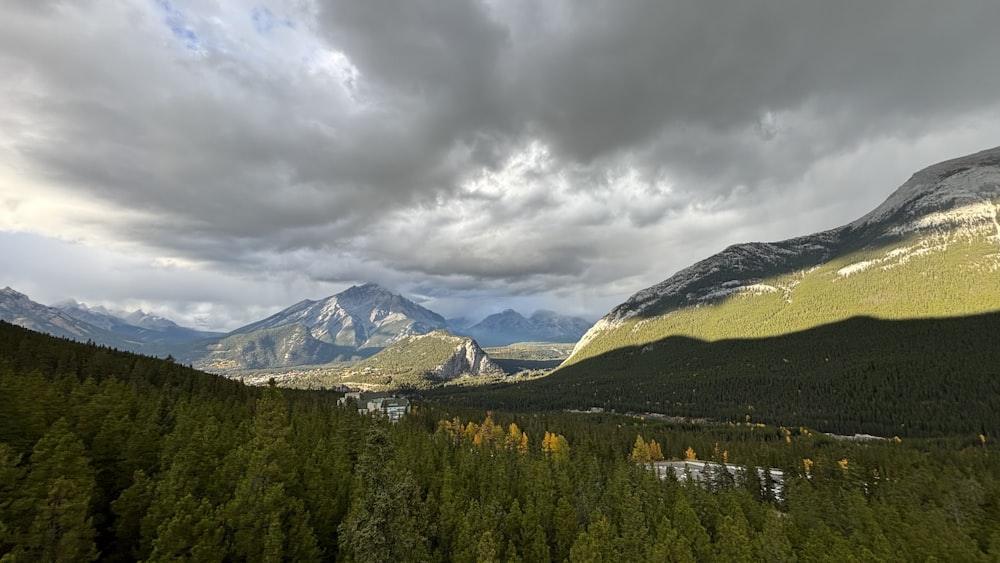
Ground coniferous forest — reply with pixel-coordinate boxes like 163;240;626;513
430;312;1000;438
2;320;1000;561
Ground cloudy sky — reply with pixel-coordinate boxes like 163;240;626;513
2;0;999;331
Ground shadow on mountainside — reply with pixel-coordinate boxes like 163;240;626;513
425;311;1000;438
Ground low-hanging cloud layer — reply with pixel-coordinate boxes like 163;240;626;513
2;0;999;330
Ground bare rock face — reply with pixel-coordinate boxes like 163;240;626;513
431;337;505;380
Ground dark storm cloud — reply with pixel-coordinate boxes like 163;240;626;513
3;0;1000;322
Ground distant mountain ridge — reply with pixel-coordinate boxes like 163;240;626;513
2;283;593;374
57;301;221;345
0;287;220;353
567;145;1000;365
456;309;592;346
1;287;124;347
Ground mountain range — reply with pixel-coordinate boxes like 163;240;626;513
0;283;589;374
453;309;593;347
57;301;222;345
0;287;221;352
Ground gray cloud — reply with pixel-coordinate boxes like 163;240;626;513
2;0;1000;326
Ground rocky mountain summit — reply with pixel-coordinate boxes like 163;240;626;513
569;146;1000;364
196;283;450;370
231;283;447;350
428;333;504;379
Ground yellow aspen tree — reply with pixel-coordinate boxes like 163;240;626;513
464;421;480;443
542;432;570;461
684;446;697;461
648;439;665;462
541;432;555;455
630;435;651;463
477;414;497;448
505;423;522;450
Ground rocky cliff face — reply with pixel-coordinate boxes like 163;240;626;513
341;330;505;388
431;336;504;380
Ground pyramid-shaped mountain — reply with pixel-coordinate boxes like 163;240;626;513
196;283;448;370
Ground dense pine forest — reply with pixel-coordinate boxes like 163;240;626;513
432;312;1000;438
2;320;1000;561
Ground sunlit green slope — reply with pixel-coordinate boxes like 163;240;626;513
567;146;1000;366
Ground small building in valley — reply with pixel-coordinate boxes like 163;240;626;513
338;391;411;421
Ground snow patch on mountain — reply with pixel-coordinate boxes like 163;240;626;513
837;261;876;277
888;201;1000;237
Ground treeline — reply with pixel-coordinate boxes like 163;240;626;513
2;321;1000;561
429;312;1000;437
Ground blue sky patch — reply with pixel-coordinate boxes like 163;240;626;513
252;6;275;35
154;0;200;50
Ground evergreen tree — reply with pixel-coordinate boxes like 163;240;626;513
147;494;225;562
0;443;24;555
109;469;153;562
338;424;430;562
12;419;98;562
672;494;714;563
223;384;320;562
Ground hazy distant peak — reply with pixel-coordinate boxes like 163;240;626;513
529;309;559;319
461;308;593;346
1;286;27;298
123;309;180;330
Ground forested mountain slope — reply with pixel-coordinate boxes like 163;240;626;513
431;312;1000;437
568;146;1000;365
